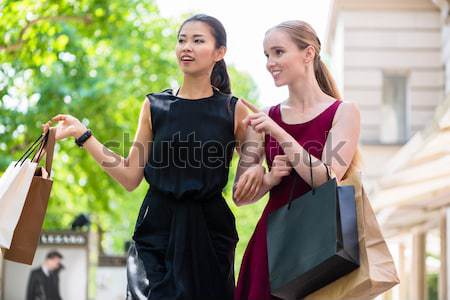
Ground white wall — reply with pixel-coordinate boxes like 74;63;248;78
335;10;444;143
95;266;127;300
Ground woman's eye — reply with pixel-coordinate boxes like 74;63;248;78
194;39;204;43
178;39;185;43
276;50;283;56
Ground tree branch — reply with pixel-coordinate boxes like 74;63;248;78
0;15;93;53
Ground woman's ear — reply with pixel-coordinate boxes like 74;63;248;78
215;46;227;62
304;45;316;64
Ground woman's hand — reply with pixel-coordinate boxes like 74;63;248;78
242;110;283;138
233;164;265;203
41;114;87;141
264;155;292;187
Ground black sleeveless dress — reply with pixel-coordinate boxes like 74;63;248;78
130;88;239;300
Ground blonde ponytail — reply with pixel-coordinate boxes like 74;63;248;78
316;58;360;179
315;58;341;99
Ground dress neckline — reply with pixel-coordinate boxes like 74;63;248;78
278;100;340;126
173;87;218;102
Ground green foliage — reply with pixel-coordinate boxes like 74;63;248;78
427;272;438;300
0;0;263;273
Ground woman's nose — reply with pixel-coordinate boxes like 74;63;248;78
182;42;193;52
267;59;276;69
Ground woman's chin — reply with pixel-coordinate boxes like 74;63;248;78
274;80;285;87
178;63;198;74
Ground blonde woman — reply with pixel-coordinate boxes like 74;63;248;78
234;20;361;300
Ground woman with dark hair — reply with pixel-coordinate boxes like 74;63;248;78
42;14;263;300
233;20;361;300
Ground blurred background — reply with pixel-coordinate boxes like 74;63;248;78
1;0;450;299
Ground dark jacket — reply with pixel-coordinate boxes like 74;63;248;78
26;267;62;300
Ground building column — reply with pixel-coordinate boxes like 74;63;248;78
411;232;426;300
399;242;408;300
440;208;450;300
0;252;3;299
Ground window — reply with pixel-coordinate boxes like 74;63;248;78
380;73;408;144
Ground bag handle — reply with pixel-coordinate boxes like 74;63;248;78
287;151;332;210
15;133;45;167
32;128;56;177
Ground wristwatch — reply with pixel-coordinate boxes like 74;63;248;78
75;129;92;147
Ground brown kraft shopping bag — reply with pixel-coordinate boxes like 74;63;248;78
2;128;56;265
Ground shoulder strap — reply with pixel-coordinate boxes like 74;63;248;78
268;104;280;120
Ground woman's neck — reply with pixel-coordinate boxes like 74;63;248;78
287;74;328;112
178;74;213;99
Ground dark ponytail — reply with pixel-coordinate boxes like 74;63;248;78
211;59;231;94
179;14;231;94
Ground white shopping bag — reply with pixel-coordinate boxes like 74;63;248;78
0;159;38;249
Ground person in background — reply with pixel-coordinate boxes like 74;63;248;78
26;250;64;300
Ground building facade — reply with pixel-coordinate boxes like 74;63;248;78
326;0;450;299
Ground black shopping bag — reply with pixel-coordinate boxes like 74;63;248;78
267;155;359;300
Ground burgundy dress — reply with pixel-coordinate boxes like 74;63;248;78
235;100;342;300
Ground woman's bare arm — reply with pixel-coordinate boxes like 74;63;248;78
233;101;266;205
82;98;153;191
47;98;153;192
274;102;360;186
